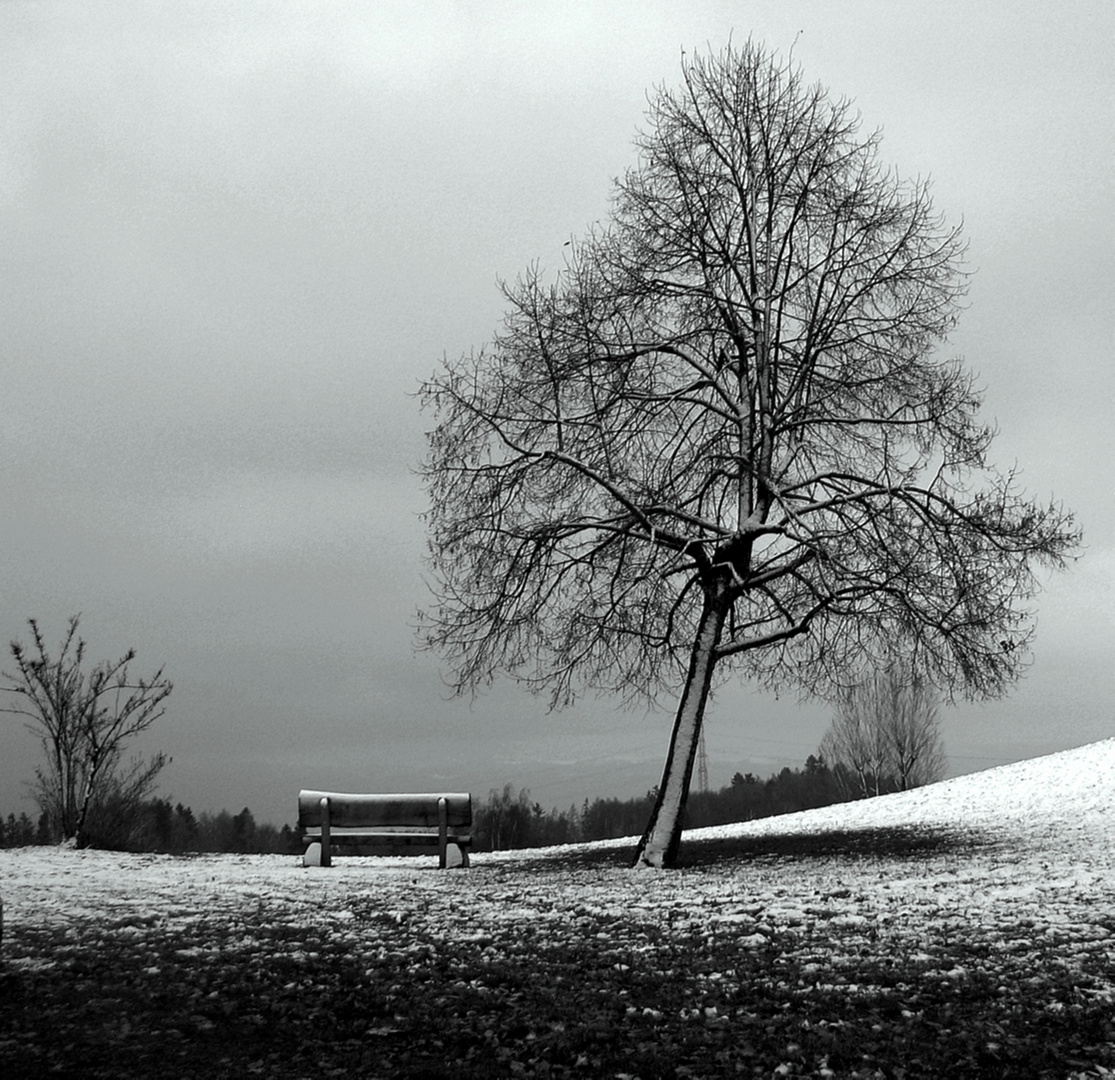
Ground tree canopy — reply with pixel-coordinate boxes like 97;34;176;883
419;41;1078;867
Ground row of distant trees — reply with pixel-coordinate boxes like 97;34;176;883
472;748;933;854
0;730;928;852
0;801;302;854
0;762;843;853
2;616;945;854
98;799;302;854
0;812;49;847
6;773;847;853
472;669;947;852
4;692;941;851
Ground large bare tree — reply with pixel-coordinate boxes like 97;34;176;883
419;42;1078;867
2;616;172;847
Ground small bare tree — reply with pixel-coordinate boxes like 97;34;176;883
886;675;947;791
821;687;886;799
821;668;946;797
419;41;1078;868
2;616;173;847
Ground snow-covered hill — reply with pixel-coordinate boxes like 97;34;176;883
2;738;1112;923
1;741;1113;1077
694;736;1115;844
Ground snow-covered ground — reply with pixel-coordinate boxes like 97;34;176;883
2;741;1114;1077
2;739;1113;969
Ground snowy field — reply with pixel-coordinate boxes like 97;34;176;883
2;740;1114;1078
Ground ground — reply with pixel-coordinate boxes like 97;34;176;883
2;741;1114;1078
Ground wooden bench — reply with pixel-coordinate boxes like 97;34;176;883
297;790;472;869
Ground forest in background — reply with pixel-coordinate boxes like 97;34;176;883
470;753;898;852
0;751;909;854
0;802;301;854
4;613;946;856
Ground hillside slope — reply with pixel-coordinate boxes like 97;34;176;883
1;742;1114;1077
692;736;1115;845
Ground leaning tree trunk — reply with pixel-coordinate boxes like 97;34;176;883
632;584;729;869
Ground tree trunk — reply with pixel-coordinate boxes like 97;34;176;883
632;585;729;868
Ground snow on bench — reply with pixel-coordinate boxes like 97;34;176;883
297;790;473;869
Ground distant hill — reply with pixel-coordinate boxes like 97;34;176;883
688;737;1115;844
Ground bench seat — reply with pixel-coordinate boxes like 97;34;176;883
298;790;472;868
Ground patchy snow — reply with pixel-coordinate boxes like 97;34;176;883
2;741;1114;1075
1;739;1112;956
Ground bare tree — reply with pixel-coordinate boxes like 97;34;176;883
418;41;1078;868
2;616;173;847
821;668;946;797
820;689;884;799
887;673;947;791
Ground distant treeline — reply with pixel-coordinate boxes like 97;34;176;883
473;754;888;852
2;752;903;854
1;812;50;848
0;801;302;855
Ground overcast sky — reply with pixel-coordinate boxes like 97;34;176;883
2;1;1112;829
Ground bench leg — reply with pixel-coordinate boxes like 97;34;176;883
320;796;332;868
437;797;448;869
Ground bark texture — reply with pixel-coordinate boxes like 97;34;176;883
634;588;729;867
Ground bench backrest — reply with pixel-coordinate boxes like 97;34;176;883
297;790;472;831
